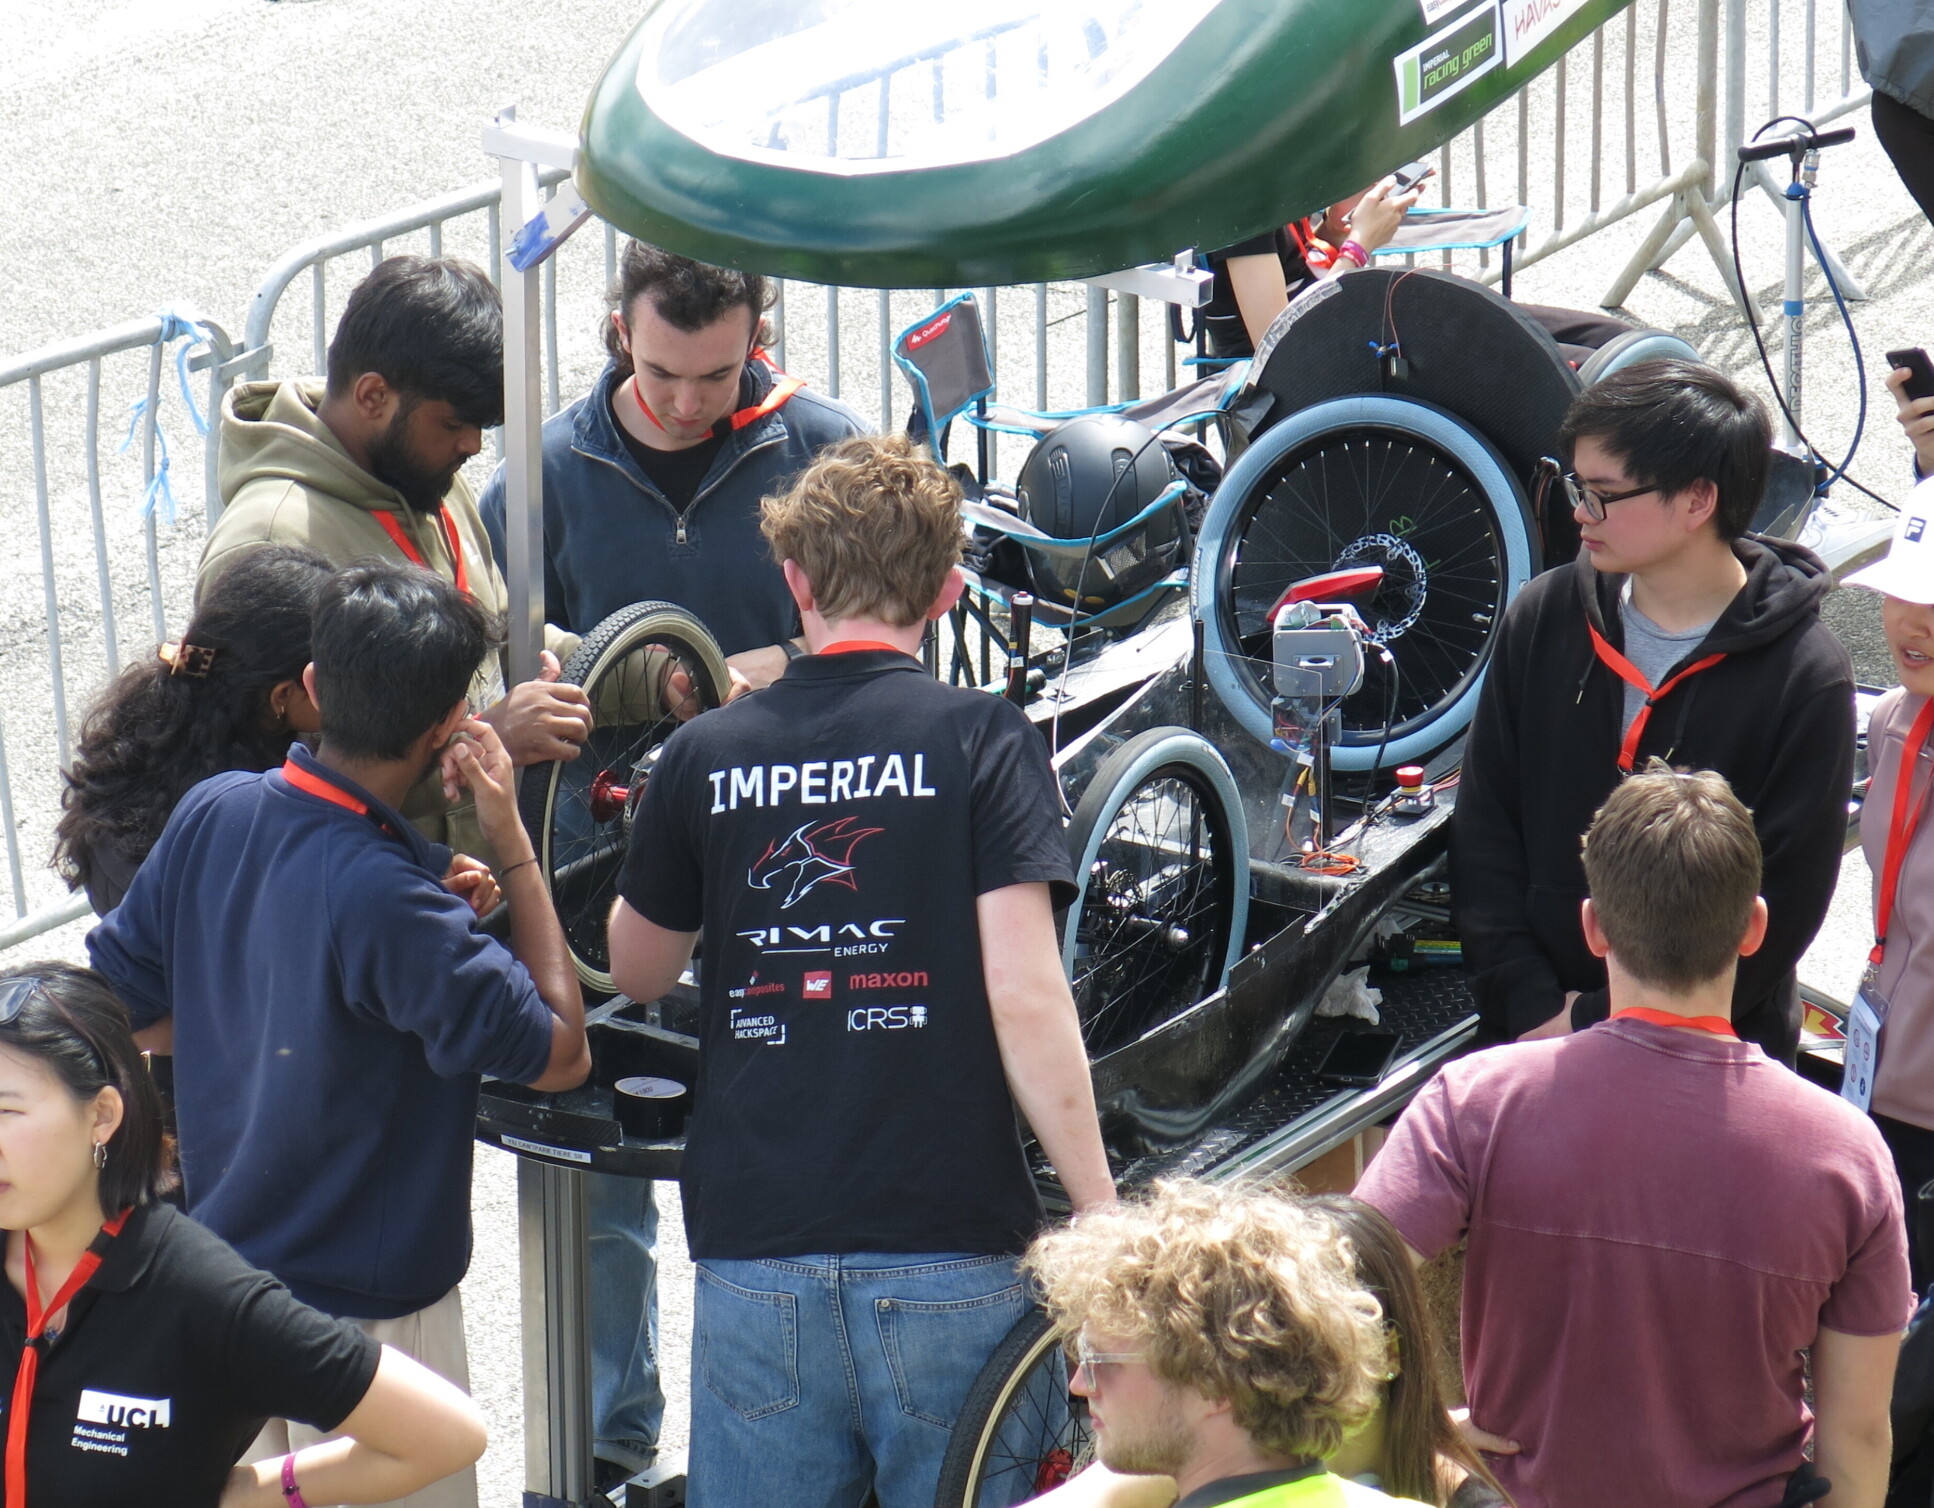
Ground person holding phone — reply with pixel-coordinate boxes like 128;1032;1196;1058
1887;347;1934;478
88;561;589;1508
1840;489;1934;1289
1202;166;1636;363
0;962;488;1508
1201;173;1429;359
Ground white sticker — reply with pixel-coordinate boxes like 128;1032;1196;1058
1393;3;1502;127
1500;0;1592;68
1419;0;1476;22
499;1134;593;1165
1841;988;1885;1114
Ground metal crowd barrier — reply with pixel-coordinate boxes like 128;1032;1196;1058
0;314;238;945
0;0;1883;948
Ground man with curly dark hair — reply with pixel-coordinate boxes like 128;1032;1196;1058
1025;1179;1428;1507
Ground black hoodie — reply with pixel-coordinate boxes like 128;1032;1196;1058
1453;536;1854;1060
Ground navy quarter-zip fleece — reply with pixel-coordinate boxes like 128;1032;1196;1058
477;361;865;653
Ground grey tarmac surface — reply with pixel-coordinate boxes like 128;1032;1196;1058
5;1;1932;1502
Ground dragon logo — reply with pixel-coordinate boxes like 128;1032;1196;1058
748;816;884;910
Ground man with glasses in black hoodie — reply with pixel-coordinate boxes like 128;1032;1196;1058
1454;359;1854;1063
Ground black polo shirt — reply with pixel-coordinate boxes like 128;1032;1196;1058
0;1201;378;1507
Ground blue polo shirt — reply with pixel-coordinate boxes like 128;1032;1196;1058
87;743;555;1319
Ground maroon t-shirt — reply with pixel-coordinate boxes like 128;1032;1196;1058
1357;1018;1911;1508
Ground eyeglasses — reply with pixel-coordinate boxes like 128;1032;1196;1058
1534;457;1664;522
1069;1338;1148;1380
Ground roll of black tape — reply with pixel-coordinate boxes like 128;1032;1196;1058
613;1075;689;1140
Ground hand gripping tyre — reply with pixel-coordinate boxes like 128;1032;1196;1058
934;1305;1089;1508
1062;728;1250;1059
518;601;729;994
1193;394;1539;772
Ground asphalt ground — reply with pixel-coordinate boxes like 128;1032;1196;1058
5;1;1931;1502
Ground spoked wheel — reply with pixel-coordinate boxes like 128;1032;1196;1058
1062;728;1249;1059
934;1306;1089;1508
519;601;729;994
1194;395;1538;770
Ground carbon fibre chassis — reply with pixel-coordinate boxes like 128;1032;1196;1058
475;595;1477;1189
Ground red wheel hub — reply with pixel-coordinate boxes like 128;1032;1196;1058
589;769;631;825
1034;1448;1075;1492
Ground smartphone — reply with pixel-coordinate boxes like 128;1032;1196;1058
1316;1029;1403;1087
1887;347;1934;403
1392;161;1437;190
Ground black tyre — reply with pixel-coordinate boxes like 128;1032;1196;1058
1062;728;1250;1059
1194;395;1537;771
934;1306;1089;1508
519;601;729;994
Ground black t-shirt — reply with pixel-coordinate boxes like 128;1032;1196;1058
618;650;1076;1260
0;1201;379;1508
608;388;731;513
1202;227;1317;360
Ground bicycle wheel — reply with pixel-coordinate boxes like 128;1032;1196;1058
934;1306;1090;1508
1062;728;1249;1059
519;601;729;994
1194;395;1537;770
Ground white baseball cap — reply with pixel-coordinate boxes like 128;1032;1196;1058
1845;477;1934;605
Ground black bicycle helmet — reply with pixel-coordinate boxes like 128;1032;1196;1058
1015;415;1187;612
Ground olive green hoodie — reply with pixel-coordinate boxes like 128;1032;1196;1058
204;379;577;863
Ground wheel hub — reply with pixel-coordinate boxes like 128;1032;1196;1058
588;769;631;825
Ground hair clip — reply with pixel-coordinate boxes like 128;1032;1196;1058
158;641;217;678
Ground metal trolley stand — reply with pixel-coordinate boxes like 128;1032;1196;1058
478;1002;696;1508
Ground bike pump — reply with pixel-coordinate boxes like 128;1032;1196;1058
1737;121;1856;458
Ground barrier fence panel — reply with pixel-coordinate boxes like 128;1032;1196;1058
0;315;237;945
0;0;1797;960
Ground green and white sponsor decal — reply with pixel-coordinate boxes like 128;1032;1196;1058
1395;2;1502;125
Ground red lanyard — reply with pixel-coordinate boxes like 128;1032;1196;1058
281;759;402;840
1611;1005;1738;1038
1874;697;1934;966
818;641;911;657
627;361;804;437
1586;623;1727;773
7;1210;131;1507
373;508;468;596
1285;217;1336;272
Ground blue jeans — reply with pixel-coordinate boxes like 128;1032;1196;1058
588;1172;663;1467
688;1252;1026;1508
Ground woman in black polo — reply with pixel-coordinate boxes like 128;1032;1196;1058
0;962;485;1507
